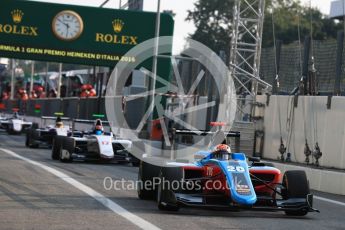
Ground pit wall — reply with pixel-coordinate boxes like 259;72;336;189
0;95;146;129
0;98;104;120
256;95;345;170
26;116;111;133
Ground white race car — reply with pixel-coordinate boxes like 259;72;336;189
51;119;139;166
26;115;71;148
0;112;32;134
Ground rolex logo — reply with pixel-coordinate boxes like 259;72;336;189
11;9;24;23
112;19;124;33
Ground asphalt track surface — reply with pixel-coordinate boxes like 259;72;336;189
0;133;344;230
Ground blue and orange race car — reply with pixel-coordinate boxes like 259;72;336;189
138;129;319;216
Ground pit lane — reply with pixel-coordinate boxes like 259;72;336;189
0;133;344;230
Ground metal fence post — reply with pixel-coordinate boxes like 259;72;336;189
334;31;344;95
302;36;311;95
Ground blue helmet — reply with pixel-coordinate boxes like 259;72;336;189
94;119;104;135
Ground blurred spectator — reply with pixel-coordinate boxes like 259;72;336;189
30;90;37;99
40;91;46;98
17;88;28;100
21;90;29;100
2;92;9;100
36;86;45;98
80;84;96;97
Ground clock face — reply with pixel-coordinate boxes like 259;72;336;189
52;10;84;41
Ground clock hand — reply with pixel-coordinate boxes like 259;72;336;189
57;18;68;27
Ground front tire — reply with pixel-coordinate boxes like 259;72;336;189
59;138;74;163
60;149;72;163
25;133;30;147
52;137;62;160
282;170;310;216
156;167;182;211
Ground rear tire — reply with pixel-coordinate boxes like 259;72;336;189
25;133;30;147
131;155;140;167
265;162;275;167
282;170;309;216
137;161;160;200
26;130;39;148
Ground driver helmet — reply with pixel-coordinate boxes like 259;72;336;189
13;112;19;119
94;119;104;135
55;116;64;128
213;144;231;160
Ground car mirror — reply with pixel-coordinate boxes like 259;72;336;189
247;156;261;162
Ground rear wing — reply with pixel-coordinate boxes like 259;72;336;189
41;116;70;120
73;119;111;125
171;129;241;153
72;113;110;125
71;119;112;136
174;129;240;137
39;115;71;128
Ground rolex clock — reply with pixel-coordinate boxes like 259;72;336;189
52;10;84;41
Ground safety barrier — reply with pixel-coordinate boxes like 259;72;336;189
0;97;107;120
257;95;345;170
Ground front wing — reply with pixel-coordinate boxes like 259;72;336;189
173;192;318;213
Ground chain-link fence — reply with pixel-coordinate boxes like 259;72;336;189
340;39;345;93
313;40;337;93
260;39;344;95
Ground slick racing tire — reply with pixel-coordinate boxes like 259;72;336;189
25;132;30;147
51;136;63;160
131;154;140;167
26;130;39;148
59;138;74;163
157;167;182;211
137;161;160;200
282;170;310;216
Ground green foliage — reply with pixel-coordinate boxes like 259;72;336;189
264;1;342;47
186;0;342;55
186;0;234;60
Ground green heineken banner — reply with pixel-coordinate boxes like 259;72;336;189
0;0;174;67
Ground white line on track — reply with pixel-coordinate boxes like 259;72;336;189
0;148;161;230
3;148;345;220
314;196;345;207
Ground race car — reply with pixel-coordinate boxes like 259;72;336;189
25;115;70;148
0;111;32;134
51;118;139;166
0;113;8;124
138;129;319;216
